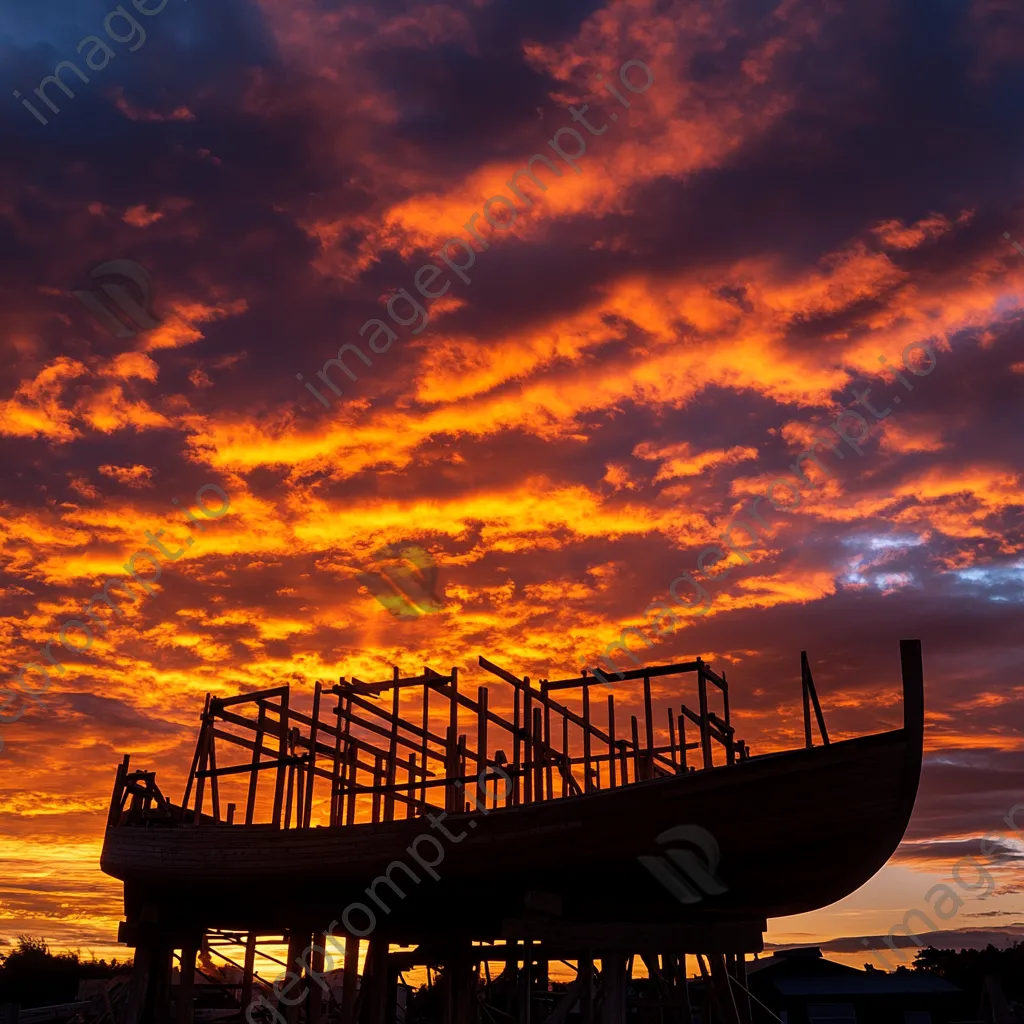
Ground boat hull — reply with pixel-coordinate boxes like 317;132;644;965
101;726;919;942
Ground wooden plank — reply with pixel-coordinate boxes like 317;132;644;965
335;672;452;697
667;707;677;772
542;660;701;690
211;686;289;708
630;716;641;781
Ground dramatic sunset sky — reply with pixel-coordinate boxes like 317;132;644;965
1;0;1022;974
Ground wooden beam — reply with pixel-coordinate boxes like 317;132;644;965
542;660;701;690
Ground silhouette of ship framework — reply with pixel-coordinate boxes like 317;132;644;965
100;640;925;1024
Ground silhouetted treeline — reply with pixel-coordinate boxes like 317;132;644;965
912;942;1024;1007
0;936;130;1008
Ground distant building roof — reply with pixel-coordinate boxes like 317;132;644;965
774;975;962;996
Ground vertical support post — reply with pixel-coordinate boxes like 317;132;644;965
181;695;210;819
599;956;626;1024
518;941;531;1024
283;930;309;1024
522;678;533;805
371;753;383;822
543;691;554;797
697;660;713;770
385;673;400;822
478;686;489;810
630;716;642;781
331;698;343;826
532;707;543;801
345;740;358;826
207;730;221;822
512;687;522;806
679;706;687;772
582;685;593;792
107;754;130;827
421;679;430;808
272;690;290;828
721;670;734;766
643;673;654;777
458;733;468;807
305;681;322;827
449;667;460;810
668;707;678;772
607;695;616;788
192;718;209;824
801;650;813;749
364;938;389;1024
246;703;266;825
561;716;570;797
293;729;303;828
407;754;417;818
284;743;296;830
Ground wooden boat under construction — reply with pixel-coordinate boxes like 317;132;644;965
99;640;924;1024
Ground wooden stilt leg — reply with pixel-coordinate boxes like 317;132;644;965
240;933;257;1014
341;936;360;1024
176;936;198;1024
283;930;309;1024
123;942;154;1024
599;956;626;1024
518;942;531;1024
580;956;594;1024
705;955;741;1024
364;938;389;1024
308;930;327;1024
